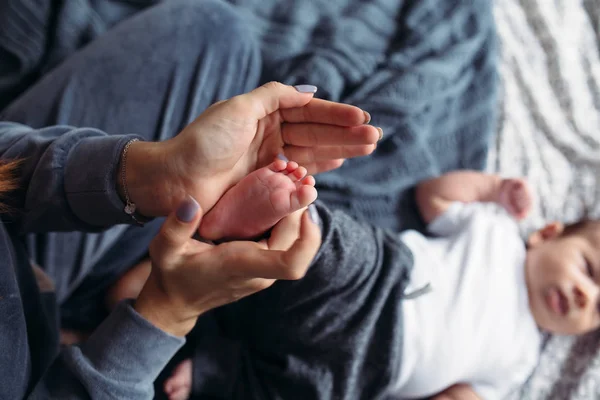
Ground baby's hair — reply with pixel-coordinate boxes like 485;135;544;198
0;160;20;212
562;197;598;236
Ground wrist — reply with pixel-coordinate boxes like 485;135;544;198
134;281;198;337
116;139;179;218
490;175;508;203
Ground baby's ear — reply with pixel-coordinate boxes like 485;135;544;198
527;222;564;247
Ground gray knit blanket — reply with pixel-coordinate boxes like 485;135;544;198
492;0;600;398
227;0;498;232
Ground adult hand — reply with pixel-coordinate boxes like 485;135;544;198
134;197;321;337
124;82;380;217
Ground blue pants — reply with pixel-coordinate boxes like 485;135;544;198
1;0;261;331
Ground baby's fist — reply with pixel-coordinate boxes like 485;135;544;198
497;178;532;220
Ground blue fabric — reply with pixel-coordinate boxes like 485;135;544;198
0;0;497;232
228;0;498;231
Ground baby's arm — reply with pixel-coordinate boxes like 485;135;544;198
430;384;482;400
416;170;531;224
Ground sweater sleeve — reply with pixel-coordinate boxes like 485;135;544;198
30;301;185;399
0;121;145;233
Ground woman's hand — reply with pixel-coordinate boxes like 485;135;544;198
125;82;380;217
134;197;320;337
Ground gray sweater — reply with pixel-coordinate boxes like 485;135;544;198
0;122;183;399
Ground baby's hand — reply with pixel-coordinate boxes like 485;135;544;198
497;178;532;220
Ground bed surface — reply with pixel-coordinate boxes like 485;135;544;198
491;1;600;398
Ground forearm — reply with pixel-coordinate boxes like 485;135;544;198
29;301;184;399
416;170;502;223
0;122;141;233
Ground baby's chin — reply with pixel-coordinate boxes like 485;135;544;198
533;308;598;336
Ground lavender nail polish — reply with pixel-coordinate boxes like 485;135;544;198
294;85;318;94
277;153;289;162
308;204;320;227
176;196;199;222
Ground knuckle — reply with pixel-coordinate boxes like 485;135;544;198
263;81;282;91
160;224;179;245
227;95;248;113
283;265;308;281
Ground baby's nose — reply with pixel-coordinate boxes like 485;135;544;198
573;283;600;310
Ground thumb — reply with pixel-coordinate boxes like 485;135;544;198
239;82;317;120
150;196;202;263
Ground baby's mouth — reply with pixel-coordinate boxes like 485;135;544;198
545;287;570;317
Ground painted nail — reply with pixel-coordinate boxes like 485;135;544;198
176;196;199;222
277;153;289;162
376;127;383;141
294;85;318;94
363;111;371;124
308;204;319;224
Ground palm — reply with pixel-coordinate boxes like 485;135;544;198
174;104;286;212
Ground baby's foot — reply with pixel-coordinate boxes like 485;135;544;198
497;178;532;220
163;358;192;400
199;159;317;240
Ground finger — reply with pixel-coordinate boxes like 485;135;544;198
282;123;381;147
268;208;306;251
236;81;317;120
228;210;321;280
284;144;376;164
291;159;344;175
150;196;202;264
279;209;321;278
280;98;371;126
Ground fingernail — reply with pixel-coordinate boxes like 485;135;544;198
363;111;371;124
277;153;289;162
308;204;319;224
294;84;318;94
176;196;199;222
376;127;383;141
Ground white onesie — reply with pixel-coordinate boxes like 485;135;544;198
392;202;542;399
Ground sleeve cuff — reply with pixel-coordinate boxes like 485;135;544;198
80;300;185;382
65;134;147;227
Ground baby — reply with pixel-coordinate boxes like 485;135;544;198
111;167;600;399
395;170;600;398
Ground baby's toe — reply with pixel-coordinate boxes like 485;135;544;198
301;175;316;186
269;159;288;172
296;185;318;207
289;166;307;181
285;161;299;172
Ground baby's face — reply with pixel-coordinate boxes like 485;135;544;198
526;223;600;335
